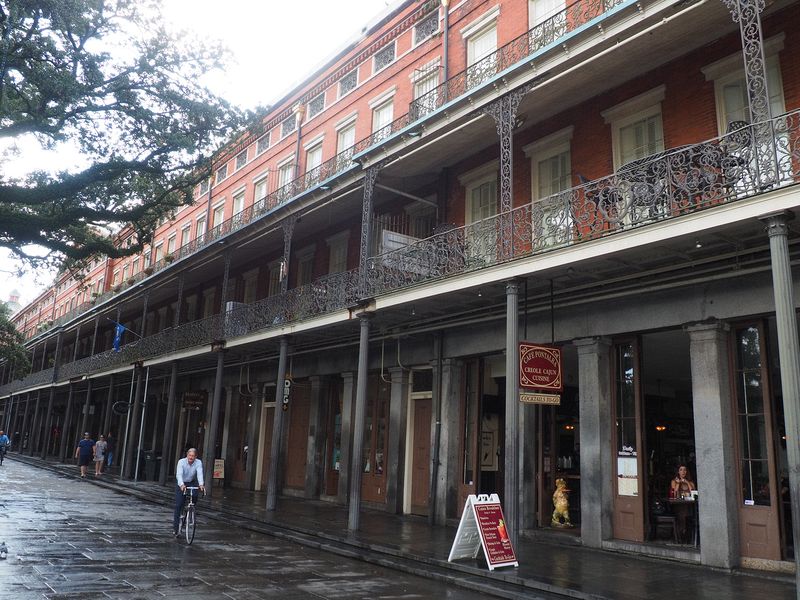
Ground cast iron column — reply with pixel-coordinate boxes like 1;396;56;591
504;280;520;550
358;166;381;296
159;361;180;486
761;211;800;593
348;311;372;532
79;380;92;439
28;391;41;456
19;393;30;451
123;366;145;479
721;0;775;186
102;375;115;437
266;336;289;511
205;350;225;498
58;384;74;461
483;88;530;260
279;217;298;294
40;332;62;459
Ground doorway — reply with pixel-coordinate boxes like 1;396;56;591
733;319;793;561
612;330;696;545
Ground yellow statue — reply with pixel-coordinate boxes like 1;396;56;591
551;477;574;528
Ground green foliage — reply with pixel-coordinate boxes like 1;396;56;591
0;0;245;269
0;301;29;374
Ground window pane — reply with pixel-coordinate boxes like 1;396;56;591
742;459;771;506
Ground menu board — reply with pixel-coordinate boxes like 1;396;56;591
448;494;519;571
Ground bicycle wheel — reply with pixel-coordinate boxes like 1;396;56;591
185;504;196;544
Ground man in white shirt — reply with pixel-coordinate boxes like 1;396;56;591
173;448;205;536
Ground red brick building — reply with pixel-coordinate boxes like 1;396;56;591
4;0;800;572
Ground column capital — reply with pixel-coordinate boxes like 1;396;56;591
685;320;730;341
341;371;355;383
573;336;612;354
760;210;794;237
387;366;409;380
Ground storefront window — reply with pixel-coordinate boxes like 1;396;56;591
735;326;771;506
616;343;637;455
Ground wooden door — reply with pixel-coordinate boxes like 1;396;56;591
733;323;782;560
324;384;342;497
410;397;432;515
284;384;310;490
612;340;646;542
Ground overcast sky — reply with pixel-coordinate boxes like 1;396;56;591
0;0;393;308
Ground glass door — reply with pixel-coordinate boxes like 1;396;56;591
613;340;646;541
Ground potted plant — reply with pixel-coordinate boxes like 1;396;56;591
143;266;154;276
127;277;136;287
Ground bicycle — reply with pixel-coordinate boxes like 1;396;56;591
177;486;202;544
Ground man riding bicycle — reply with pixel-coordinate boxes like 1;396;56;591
173;448;205;536
0;430;9;464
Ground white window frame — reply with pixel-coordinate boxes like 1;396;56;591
167;235;176;255
338;70;358;99
253;172;269;205
601;85;666;170
211;201;226;228
460;164;499;225
529;0;566;31
413;9;440;46
372;40;397;75
523;126;574;201
232;189;246;216
306;92;326;120
215;164;228;185
701;34;785;135
180;223;191;247
195;215;206;239
280;114;297;140
276;156;295;189
256;133;270;155
305;140;324;173
154;242;164;262
235;149;248;171
336;114;358;156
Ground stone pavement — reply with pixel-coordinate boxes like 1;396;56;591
7;453;797;600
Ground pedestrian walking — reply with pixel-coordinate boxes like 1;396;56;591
93;435;108;477
105;432;114;468
74;432;95;479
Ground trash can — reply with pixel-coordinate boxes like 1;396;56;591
144;450;158;481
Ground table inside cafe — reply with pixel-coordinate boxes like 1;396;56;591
667;491;699;547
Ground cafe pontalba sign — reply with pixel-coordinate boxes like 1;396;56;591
519;342;562;405
448;494;518;571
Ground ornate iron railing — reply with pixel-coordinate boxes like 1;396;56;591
9;112;799;392
26;0;633;343
409;0;627;121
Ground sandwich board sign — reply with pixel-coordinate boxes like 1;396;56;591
448;493;518;571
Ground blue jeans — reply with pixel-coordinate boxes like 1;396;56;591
106;452;113;467
173;485;199;533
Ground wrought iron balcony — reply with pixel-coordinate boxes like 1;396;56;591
4;111;798;395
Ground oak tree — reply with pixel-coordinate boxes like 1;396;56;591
0;0;243;269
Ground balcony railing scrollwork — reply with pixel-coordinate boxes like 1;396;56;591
8;111;799;393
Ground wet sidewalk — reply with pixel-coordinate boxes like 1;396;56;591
10;453;797;600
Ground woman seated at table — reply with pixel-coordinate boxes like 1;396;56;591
670;464;696;543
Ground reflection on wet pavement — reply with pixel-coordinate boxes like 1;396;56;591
0;460;490;599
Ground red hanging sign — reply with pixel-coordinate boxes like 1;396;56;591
519;342;563;392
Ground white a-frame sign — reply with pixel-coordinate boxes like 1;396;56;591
448;493;518;571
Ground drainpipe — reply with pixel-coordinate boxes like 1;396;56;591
441;0;450;83
293;103;306;180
